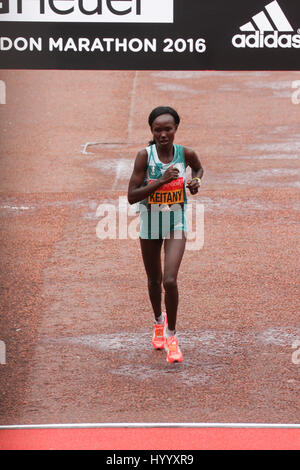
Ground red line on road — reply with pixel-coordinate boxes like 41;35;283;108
0;427;300;450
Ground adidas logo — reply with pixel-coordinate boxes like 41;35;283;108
232;1;300;49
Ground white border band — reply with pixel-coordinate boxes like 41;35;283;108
0;422;300;429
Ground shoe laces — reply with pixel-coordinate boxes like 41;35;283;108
154;324;164;337
167;337;178;353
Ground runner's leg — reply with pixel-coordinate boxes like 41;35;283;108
139;238;164;320
163;231;186;332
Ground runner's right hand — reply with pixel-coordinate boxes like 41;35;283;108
159;165;179;184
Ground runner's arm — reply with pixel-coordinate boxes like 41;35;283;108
184;147;204;195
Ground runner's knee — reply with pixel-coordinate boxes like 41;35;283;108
148;277;162;290
163;276;177;291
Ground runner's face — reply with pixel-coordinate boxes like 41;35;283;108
151;114;178;148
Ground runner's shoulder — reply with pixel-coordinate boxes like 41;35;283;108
134;148;148;171
182;146;198;164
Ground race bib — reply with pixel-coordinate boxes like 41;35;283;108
148;178;184;205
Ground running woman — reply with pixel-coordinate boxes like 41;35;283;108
127;106;203;363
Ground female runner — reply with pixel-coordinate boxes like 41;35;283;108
127;106;203;363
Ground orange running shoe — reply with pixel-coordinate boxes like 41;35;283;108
152;312;167;350
165;336;183;363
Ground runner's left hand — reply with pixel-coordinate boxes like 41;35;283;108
186;179;200;195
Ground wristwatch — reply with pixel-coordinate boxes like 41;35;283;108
192;177;201;184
